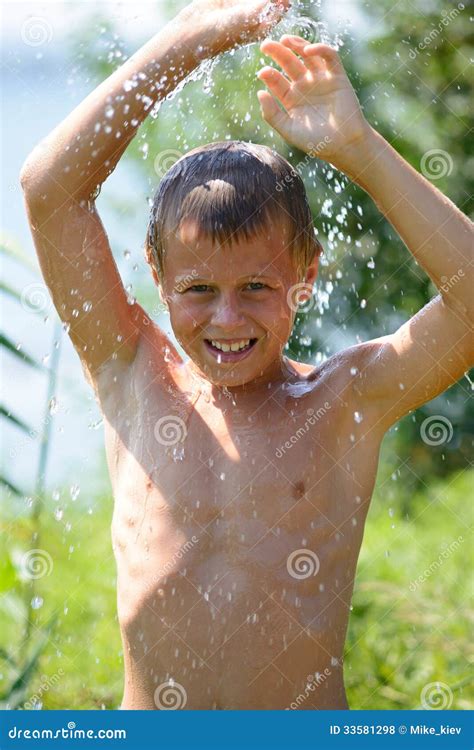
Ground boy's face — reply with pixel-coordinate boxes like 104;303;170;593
160;218;318;389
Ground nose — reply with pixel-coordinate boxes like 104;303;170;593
210;291;246;330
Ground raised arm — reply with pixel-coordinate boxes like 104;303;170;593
258;36;473;430
20;0;289;385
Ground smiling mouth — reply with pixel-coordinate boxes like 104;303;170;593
204;338;258;362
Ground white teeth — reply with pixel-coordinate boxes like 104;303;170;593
210;339;251;352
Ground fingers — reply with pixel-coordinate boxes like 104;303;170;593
257;66;291;103
301;42;346;76
280;34;325;73
256;90;288;134
280;35;345;76
260;39;307;81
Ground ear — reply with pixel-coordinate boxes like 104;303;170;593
297;256;319;301
304;255;319;287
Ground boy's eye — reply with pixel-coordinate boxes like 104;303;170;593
186;284;211;292
185;283;267;292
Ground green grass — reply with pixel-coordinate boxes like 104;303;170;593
1;468;472;710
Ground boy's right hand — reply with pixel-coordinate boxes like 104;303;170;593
177;0;290;56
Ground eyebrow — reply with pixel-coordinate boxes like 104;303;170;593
173;272;276;284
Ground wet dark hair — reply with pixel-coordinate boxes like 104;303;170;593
144;140;323;281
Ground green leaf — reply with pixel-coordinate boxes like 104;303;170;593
0;281;22;302
0;333;42;370
0;475;24;497
0;404;31;433
0;235;38;274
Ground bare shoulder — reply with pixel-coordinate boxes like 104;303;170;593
288;342;373;391
287;341;387;426
90;302;183;408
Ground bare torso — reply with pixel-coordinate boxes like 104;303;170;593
97;326;385;709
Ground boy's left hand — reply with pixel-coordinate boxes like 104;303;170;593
258;35;370;166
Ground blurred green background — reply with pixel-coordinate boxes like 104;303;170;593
1;0;472;710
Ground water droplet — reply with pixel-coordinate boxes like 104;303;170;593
31;596;43;610
54;507;64;521
353;411;363;423
360;299;367;309
219;472;225;481
49;397;59;415
70;484;80;501
172;444;185;462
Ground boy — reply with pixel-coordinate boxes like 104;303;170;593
20;0;473;710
